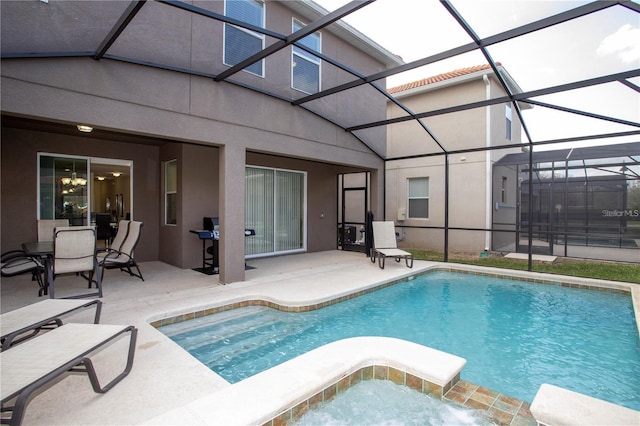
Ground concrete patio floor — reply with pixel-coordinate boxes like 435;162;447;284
1;250;438;425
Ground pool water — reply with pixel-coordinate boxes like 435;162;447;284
159;271;640;410
292;379;492;426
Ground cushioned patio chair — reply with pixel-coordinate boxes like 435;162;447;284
0;250;45;296
48;226;102;299
1;323;137;426
99;221;144;281
370;221;413;269
0;299;101;351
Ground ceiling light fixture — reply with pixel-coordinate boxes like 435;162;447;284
61;161;87;188
112;172;121;177
77;124;93;133
97;176;105;181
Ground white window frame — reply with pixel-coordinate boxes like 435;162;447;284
291;18;321;94
223;0;265;78
407;177;429;219
37;153;133;223
165;159;177;226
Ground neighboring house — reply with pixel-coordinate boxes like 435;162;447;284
385;64;528;253
0;0;402;283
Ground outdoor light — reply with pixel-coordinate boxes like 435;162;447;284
77;124;93;133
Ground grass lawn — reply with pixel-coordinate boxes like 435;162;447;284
407;249;640;284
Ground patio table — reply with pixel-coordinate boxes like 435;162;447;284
22;241;54;257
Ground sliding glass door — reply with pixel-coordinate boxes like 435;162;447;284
38;153;132;225
39;155;89;225
245;166;306;257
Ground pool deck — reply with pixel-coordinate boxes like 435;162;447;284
1;250;638;425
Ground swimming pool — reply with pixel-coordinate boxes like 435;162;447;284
159;270;640;410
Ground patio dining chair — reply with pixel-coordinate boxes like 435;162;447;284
99;221;144;281
48;226;103;299
370;221;413;269
37;219;69;242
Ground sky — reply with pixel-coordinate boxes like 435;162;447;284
313;0;640;149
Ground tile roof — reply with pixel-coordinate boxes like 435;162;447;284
388;63;502;94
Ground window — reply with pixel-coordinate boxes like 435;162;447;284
408;177;429;219
292;19;321;94
501;176;507;203
245;166;306;256
165;160;177;225
224;0;265;77
505;104;512;141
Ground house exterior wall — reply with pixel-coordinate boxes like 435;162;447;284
492;163;520;251
386;73;524;253
1;1;392;280
0;127;161;261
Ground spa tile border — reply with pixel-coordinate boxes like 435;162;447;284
150;266;629;328
263;365;459;426
262;368;536;426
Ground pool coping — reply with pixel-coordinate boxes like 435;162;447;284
142;337;467;425
150;264;636;330
531;384;640;426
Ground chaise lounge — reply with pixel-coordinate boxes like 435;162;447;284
370;221;413;269
1;299;102;351
0;323;137;426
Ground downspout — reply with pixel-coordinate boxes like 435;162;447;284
483;74;492;251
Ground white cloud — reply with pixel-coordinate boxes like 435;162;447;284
596;24;640;64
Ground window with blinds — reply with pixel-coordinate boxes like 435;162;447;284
245;166;306;256
292;19;321;94
224;0;265;77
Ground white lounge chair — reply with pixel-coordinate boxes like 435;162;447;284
0;323;137;425
370;221;413;269
0;299;102;351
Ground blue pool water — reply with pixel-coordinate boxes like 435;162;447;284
160;271;640;410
